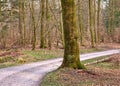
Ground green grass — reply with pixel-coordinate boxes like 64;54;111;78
80;48;101;54
23;49;63;61
94;62;112;68
0;49;64;68
22;48;100;63
0;62;17;68
93;61;119;69
0;48;101;69
81;56;107;64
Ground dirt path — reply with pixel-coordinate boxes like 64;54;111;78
0;49;119;86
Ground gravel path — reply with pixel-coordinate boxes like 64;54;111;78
0;49;120;86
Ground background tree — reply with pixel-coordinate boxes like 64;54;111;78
89;0;95;47
40;0;45;48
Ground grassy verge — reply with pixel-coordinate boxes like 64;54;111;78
0;48;100;68
80;48;101;54
41;54;120;86
23;49;63;61
81;56;108;64
0;49;63;68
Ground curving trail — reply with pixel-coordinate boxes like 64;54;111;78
0;49;120;86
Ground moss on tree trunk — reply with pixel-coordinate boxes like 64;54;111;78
60;0;86;69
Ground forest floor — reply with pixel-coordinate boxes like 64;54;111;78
41;54;120;86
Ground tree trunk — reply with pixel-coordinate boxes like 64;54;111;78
60;0;86;69
22;0;26;45
40;0;45;48
89;0;95;48
19;0;23;45
78;0;84;46
29;0;36;50
93;0;98;43
97;0;101;43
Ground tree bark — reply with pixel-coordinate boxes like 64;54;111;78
40;0;45;48
89;0;95;48
78;0;84;46
60;0;86;69
97;0;101;43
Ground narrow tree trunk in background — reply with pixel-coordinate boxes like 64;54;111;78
30;0;36;50
78;0;84;46
107;0;112;41
28;1;32;44
46;0;51;49
93;0;98;43
60;15;64;47
59;0;65;48
97;0;101;43
22;0;26;45
40;0;45;48
111;0;115;37
19;0;23;45
107;0;111;36
89;0;95;48
59;0;64;47
60;0;86;69
0;1;1;20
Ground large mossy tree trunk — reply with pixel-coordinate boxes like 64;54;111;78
60;0;86;69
